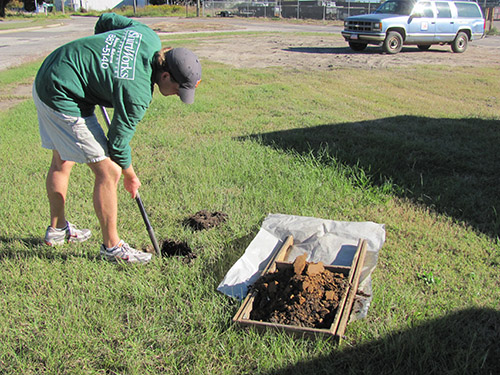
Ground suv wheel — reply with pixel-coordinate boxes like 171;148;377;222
451;31;468;53
349;42;368;51
383;31;403;54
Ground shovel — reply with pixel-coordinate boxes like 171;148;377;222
99;106;162;258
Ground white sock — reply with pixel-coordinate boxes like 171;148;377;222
106;240;123;251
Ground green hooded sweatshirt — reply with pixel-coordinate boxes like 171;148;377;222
35;13;161;169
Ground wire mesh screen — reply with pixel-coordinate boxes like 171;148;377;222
201;1;352;20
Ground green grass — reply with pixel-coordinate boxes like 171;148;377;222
486;26;499;36
0;36;499;374
0;18;64;30
67;5;194;18
3;3;195;19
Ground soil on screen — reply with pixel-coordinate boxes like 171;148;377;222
250;254;350;329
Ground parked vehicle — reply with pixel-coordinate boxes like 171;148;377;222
341;0;485;54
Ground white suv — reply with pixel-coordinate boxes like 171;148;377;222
341;0;485;54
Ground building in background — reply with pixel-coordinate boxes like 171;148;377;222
67;0;148;11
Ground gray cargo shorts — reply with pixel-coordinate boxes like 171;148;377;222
33;85;109;164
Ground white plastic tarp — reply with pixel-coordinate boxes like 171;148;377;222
217;213;386;320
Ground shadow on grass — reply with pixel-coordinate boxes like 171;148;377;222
241;116;500;237
0;236;100;261
285;47;347;54
206;232;258;285
284;46;451;54
264;307;500;374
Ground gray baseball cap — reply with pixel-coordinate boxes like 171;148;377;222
166;48;202;104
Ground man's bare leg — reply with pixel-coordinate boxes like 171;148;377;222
88;158;122;249
46;150;74;229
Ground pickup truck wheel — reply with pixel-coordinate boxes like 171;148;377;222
383;31;403;54
451;31;468;53
349;42;368;51
417;45;431;51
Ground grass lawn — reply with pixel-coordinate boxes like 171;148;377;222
0;32;499;374
0;19;62;31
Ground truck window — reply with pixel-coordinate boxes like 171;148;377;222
413;1;434;17
374;0;415;15
436;2;452;18
455;2;482;17
422;2;434;17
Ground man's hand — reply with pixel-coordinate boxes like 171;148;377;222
122;164;141;199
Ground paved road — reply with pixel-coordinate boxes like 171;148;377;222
0;16;498;71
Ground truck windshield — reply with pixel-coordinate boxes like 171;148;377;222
374;0;415;15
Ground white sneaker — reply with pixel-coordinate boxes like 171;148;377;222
100;240;152;264
44;221;91;246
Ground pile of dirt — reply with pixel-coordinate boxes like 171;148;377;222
184;210;228;231
250;254;350;329
161;238;197;263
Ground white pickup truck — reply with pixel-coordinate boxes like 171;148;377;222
341;0;485;54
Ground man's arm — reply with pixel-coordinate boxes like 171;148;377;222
106;102;147;170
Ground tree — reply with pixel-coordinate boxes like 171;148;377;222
24;0;36;12
0;0;13;17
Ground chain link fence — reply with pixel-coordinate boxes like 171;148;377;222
201;1;381;20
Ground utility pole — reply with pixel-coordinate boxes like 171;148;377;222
61;0;65;14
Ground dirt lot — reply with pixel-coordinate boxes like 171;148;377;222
192;34;500;69
1;19;498;111
151;20;500;70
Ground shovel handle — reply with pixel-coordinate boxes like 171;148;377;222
100;106;112;126
136;192;161;257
